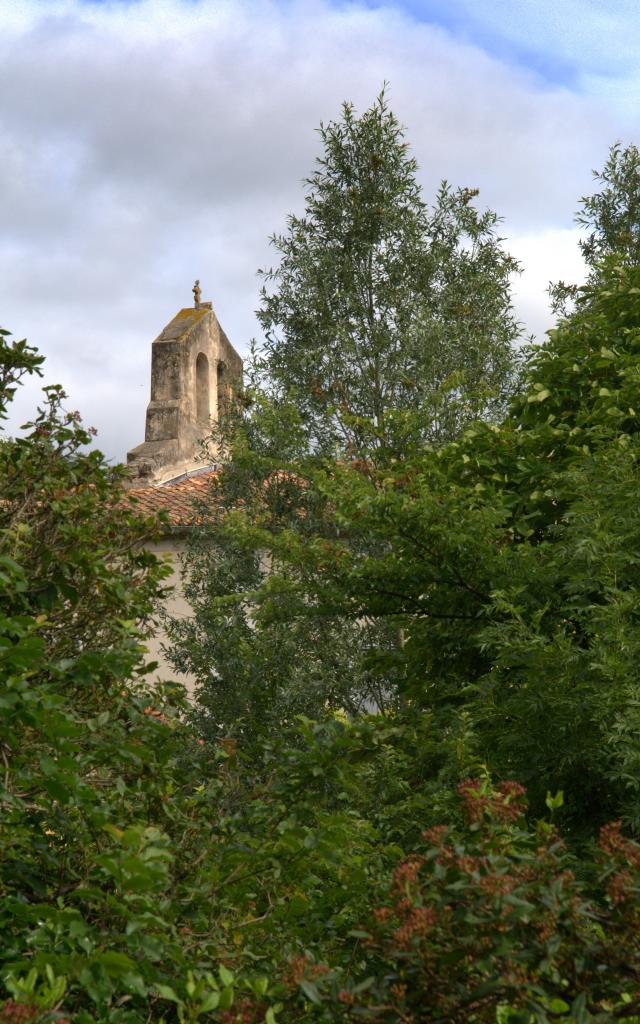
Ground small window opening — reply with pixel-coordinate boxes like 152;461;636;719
217;360;229;416
196;353;210;422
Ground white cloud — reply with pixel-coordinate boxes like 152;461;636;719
0;0;633;458
507;227;587;342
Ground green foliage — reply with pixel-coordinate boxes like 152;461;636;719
170;91;525;737
317;778;640;1023
10;129;640;1024
0;337;286;1023
579;142;640;270
166;490;400;748
179;258;640;834
254;90;521;453
0;332;462;1023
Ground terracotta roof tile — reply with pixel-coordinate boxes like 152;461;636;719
125;469;220;529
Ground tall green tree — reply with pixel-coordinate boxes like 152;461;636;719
168;93;523;736
254;91;521;453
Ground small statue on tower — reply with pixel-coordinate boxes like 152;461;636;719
192;279;202;309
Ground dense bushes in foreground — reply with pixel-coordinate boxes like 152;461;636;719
6;118;640;1022
4;274;640;1023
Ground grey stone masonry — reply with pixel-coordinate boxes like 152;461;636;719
125;300;242;486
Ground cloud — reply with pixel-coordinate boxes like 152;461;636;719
0;0;629;459
507;227;587;342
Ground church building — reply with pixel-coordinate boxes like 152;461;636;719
124;282;243;691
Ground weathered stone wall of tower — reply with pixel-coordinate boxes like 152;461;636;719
126;302;242;486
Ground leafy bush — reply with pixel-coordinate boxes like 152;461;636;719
0;332;282;1022
317;778;640;1023
8;154;640;1024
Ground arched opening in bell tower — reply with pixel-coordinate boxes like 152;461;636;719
217;360;228;416
195;353;210;422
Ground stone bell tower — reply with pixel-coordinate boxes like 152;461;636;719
126;282;243;486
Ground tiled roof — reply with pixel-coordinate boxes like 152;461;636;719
125;469;220;529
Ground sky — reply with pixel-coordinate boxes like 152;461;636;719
1;0;639;461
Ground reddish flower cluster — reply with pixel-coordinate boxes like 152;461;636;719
143;705;169;725
282;954;311;987
392;904;438;949
599;821;640;867
370;855;441;951
0;1006;71;1024
338;990;355;1005
281;953;329;992
478;871;518;898
458;778;527;824
0;1005;39;1024
392;858;424;891
219;999;260;1024
598;821;640;906
421;825;449;845
607;869;635;905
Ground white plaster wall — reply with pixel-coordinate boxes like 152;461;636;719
143;536;197;698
